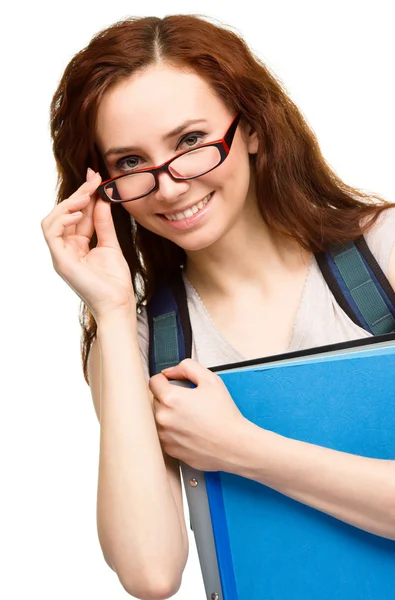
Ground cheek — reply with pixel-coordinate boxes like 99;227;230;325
218;138;250;178
120;201;147;222
214;146;251;197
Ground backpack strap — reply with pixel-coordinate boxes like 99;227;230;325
146;271;192;377
315;235;395;335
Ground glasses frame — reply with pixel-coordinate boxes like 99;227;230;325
97;112;241;203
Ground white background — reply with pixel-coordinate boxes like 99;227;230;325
1;0;393;598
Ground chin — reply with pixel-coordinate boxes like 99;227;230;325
174;230;223;252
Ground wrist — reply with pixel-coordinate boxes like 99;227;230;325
96;306;137;331
224;417;259;475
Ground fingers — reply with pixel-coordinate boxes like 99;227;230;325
149;373;170;399
41;168;102;263
92;188;121;250
160;358;213;386
149;359;213;401
43;206;87;265
68;169;102;200
64;168;98;239
41;169;102;233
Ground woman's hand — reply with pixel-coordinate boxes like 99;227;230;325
41;168;135;321
149;359;248;472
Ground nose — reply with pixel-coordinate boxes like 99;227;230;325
154;170;190;205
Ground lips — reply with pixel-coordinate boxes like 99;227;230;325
157;192;215;230
158;192;214;219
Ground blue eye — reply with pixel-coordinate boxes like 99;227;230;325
115;156;140;172
113;131;207;173
180;133;206;148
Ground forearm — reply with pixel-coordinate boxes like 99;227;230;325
96;311;185;593
229;420;395;540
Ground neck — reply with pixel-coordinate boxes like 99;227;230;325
184;201;312;299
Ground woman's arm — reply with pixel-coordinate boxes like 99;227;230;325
90;309;188;599
226;420;395;540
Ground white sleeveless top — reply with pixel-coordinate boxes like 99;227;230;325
137;208;395;382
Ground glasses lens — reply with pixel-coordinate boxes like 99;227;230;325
103;172;155;202
170;146;221;178
103;146;222;202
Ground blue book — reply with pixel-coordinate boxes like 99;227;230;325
176;333;395;600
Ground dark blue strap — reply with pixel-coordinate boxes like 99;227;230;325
146;282;187;376
355;235;395;321
316;237;395;336
146;272;192;377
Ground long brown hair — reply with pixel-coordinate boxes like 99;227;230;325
50;14;394;385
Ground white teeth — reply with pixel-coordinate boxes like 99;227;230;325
164;193;212;221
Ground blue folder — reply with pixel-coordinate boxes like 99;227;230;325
177;334;395;600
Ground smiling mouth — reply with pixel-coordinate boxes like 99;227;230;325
158;192;214;221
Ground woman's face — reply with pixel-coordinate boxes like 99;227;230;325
95;63;258;252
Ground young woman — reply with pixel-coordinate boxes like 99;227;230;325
41;14;395;599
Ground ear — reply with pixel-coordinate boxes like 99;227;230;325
243;122;259;154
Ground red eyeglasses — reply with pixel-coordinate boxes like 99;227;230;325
97;112;241;203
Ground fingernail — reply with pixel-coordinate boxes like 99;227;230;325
86;167;95;181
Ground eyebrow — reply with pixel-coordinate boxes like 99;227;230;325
103;119;208;159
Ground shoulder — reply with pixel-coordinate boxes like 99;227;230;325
362;206;395;289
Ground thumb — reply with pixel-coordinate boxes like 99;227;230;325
162;358;211;386
94;196;121;249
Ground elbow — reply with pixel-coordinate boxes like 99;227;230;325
119;571;183;600
100;530;188;599
101;548;184;599
115;553;187;600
